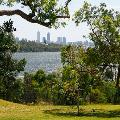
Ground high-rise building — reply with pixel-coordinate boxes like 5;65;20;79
37;31;40;43
56;37;67;45
63;37;66;45
42;37;47;44
56;37;62;44
47;32;50;44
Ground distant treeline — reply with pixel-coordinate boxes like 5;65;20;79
17;40;62;52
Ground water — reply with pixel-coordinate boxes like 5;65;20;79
13;52;62;75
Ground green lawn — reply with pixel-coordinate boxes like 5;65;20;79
0;99;120;120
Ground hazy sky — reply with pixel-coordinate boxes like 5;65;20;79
0;0;120;42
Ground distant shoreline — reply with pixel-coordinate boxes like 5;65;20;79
16;51;61;53
17;40;62;52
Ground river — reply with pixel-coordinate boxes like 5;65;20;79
13;52;62;75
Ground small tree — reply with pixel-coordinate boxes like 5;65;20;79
61;45;93;115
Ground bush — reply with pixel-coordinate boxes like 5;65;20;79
90;88;107;103
102;81;116;103
34;69;46;85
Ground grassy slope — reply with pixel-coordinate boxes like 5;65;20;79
0;99;120;120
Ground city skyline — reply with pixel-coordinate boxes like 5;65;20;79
35;31;67;44
0;0;120;42
16;32;94;48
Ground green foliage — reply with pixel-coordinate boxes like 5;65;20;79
18;39;62;52
115;87;120;104
74;2;120;65
74;2;120;103
1;0;70;28
34;69;46;85
0;20;26;102
17;64;117;105
90;88;107;103
60;44;118;105
61;45;93;115
9;78;24;103
62;65;75;81
23;72;38;103
101;81;116;103
61;45;93;102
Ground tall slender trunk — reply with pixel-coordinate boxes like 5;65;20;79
116;65;120;87
77;89;80;115
77;103;80;116
114;64;120;104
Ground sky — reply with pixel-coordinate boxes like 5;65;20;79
0;0;120;42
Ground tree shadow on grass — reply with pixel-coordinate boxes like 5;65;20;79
44;109;120;118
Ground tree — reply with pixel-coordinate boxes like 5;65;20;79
17;39;62;52
74;2;120;103
23;72;38;103
0;20;26;101
61;45;94;115
34;69;46;86
0;0;71;28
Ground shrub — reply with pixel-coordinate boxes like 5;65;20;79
90;88;107;103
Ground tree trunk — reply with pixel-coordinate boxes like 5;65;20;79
114;64;120;104
116;65;120;87
77;89;80;115
77;102;80;116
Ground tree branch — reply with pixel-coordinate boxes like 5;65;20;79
65;0;72;7
0;9;70;27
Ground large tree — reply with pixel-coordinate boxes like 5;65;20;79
74;2;120;103
0;20;26;101
0;0;71;27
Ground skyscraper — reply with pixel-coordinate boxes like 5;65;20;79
56;37;67;45
42;37;47;44
37;31;40;43
47;32;50;44
63;37;66;45
56;37;62;44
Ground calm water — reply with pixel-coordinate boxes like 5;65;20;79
13;52;62;74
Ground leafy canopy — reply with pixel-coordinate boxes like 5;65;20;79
0;0;70;28
74;2;120;66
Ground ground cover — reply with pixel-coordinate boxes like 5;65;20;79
0;99;120;120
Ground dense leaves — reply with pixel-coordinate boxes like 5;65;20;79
18;39;62;52
74;2;120;103
0;0;70;28
0;20;26;102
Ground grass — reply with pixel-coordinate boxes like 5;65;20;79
0;99;120;120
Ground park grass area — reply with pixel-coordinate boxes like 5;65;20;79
0;99;120;120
